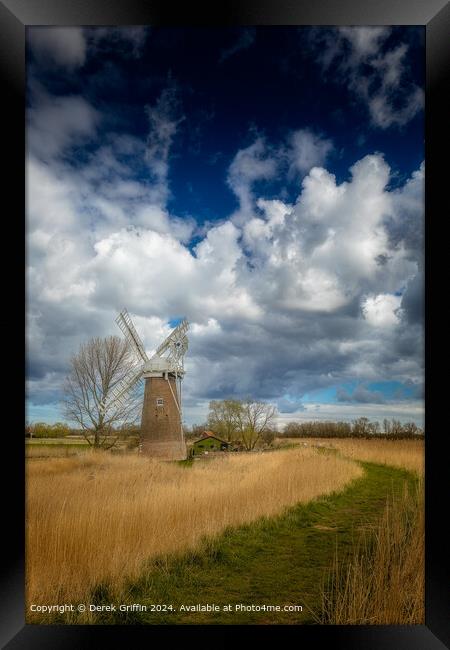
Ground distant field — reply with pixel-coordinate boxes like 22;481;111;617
26;438;89;459
278;437;424;475
25;437;138;458
26;437;89;445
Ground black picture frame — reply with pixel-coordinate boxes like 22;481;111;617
4;0;449;647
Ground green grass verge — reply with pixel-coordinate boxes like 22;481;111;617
67;461;418;626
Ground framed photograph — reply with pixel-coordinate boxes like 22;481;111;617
3;0;449;647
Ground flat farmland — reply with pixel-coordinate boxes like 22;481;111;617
26;439;424;624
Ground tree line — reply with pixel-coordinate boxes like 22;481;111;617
25;421;141;441
188;407;424;445
281;417;424;439
25;422;72;438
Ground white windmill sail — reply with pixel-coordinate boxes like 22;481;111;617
101;364;144;412
150;319;189;375
115;308;149;364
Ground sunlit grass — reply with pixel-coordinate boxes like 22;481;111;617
280;437;424;475
26;446;362;616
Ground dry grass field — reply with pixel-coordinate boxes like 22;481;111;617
26;447;362;614
318;478;424;624
26;445;87;459
281;438;424;475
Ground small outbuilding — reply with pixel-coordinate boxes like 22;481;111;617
191;432;230;456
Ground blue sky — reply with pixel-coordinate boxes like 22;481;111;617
26;26;425;427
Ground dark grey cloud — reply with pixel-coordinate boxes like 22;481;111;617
385;164;424;260
28;27;86;68
401;272;424;325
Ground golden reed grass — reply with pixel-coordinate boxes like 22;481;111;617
282;438;424;624
26;448;362;615
317;479;424;624
26;445;84;459
282;438;424;475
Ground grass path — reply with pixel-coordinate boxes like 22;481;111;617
89;459;418;625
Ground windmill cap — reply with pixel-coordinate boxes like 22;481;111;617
144;356;171;372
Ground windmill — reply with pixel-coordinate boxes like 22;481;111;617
102;309;189;460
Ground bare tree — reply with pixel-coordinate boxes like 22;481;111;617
237;400;277;451
352;417;371;437
367;420;380;435
402;421;419;436
62;336;141;448
390;418;404;436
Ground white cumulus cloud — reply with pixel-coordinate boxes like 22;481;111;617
25;89;424;425
287;129;333;177
362;293;403;327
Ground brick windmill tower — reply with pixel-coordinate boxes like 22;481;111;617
104;309;189;460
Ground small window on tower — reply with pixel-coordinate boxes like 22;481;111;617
156;398;164;407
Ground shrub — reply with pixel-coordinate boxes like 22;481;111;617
260;428;276;446
26;422;71;438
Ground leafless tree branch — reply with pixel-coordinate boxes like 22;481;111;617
62;336;141;448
